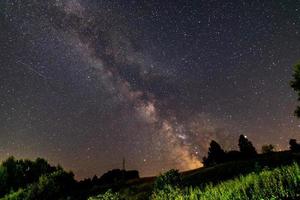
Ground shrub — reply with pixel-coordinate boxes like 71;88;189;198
153;169;182;192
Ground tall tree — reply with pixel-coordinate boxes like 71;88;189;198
203;140;226;166
238;135;257;157
291;63;300;116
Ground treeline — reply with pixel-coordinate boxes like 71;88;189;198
203;134;300;167
0;157;76;200
0;156;140;200
2;137;300;200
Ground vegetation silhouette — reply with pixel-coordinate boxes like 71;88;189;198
202;140;226;167
261;144;275;154
202;135;258;167
289;139;300;152
0;157;76;200
238;134;257;157
2;135;300;200
153;169;181;192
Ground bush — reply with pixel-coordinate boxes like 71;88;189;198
153;169;182;192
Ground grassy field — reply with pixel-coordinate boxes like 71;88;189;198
152;162;300;200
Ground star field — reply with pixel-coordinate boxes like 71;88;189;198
0;0;300;179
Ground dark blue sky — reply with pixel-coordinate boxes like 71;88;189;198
0;0;300;179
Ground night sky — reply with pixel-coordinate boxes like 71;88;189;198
1;0;300;179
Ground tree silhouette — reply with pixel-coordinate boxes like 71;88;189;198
289;139;300;152
203;140;226;166
238;135;257;157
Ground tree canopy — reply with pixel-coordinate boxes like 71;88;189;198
203;140;226;167
238;135;257;157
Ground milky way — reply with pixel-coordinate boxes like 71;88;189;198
1;0;300;179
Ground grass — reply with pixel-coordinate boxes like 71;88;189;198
151;162;300;200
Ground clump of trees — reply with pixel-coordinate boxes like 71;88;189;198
203;135;258;167
2;169;76;200
0;157;60;196
0;156;76;200
0;157;140;200
203;134;300;167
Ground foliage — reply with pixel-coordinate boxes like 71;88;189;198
261;144;275;154
88;189;121;200
203;136;259;167
1;170;76;200
152;162;300;200
117;181;154;200
0;157;60;197
153;169;182;192
238;135;257;157
202;140;226;167
151;185;183;200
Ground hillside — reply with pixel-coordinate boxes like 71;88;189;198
108;151;300;199
151;162;300;200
